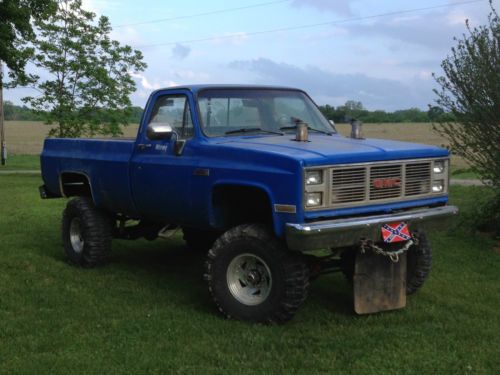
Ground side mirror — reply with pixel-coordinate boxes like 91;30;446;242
147;122;174;140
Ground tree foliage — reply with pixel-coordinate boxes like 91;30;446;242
433;2;499;186
0;0;56;79
17;0;146;137
433;0;499;233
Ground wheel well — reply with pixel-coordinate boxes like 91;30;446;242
60;172;93;198
212;185;273;230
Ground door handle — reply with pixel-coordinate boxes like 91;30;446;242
137;143;152;150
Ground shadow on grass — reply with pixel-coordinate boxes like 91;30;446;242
308;275;355;316
97;237;357;318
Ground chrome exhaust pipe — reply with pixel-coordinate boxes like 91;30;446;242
350;119;364;139
295;122;309;142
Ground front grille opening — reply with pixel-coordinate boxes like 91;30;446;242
405;163;431;196
332;167;366;204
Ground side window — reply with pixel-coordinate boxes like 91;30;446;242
148;95;194;139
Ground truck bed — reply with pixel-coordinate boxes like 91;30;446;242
41;138;137;214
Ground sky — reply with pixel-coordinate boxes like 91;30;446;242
5;0;494;111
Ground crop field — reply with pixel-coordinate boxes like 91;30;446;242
2;121;139;155
0;175;498;373
3;121;469;170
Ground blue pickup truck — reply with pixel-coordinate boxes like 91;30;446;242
40;85;458;323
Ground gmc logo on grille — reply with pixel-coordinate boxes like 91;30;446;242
372;178;401;189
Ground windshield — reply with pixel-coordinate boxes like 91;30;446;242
197;89;336;137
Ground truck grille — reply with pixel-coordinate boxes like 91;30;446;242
405;162;432;196
369;164;402;200
330;160;433;207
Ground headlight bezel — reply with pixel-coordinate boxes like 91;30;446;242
305;192;323;207
433;160;445;174
432;179;445;193
305;170;323;185
431;159;449;195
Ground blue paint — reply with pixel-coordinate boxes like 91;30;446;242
40;85;450;238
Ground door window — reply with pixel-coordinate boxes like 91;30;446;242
148;95;194;139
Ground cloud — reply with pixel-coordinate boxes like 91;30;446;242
341;3;489;51
171;43;191;60
129;72;161;90
110;26;143;46
291;0;353;16
228;58;436;110
81;0;119;15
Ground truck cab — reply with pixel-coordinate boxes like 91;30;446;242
40;85;458;323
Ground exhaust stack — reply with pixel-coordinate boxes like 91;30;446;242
350;119;364;139
295;122;309;142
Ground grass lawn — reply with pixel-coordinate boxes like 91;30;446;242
451;168;480;180
0;154;40;171
0;176;498;373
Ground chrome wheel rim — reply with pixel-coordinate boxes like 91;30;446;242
226;253;272;306
69;217;84;254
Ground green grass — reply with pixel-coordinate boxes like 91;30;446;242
0;154;40;171
0;176;498;374
451;168;480;180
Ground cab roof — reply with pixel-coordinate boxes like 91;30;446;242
151;84;303;95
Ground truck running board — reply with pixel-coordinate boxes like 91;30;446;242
353;251;406;314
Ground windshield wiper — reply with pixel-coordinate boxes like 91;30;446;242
225;127;284;135
279;125;333;136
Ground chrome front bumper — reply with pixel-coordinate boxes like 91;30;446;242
285;205;459;251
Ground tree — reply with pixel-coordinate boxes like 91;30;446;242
343;100;364;112
433;0;499;232
1;0;56;165
0;0;56;77
17;0;146;137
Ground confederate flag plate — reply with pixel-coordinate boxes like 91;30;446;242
381;222;411;243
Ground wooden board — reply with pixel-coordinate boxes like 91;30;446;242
353;252;406;314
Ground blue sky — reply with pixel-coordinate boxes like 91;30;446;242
5;0;493;110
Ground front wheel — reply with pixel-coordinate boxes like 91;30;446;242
406;232;432;295
204;224;309;324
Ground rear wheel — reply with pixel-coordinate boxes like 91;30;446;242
62;197;113;267
205;224;309;324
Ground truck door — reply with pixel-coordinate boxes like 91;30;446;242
130;90;199;223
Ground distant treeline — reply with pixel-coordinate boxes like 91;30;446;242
2;101;144;123
318;101;454;124
3;100;453;124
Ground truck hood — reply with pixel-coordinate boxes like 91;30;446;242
213;134;449;166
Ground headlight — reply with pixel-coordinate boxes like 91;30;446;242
432;180;444;193
306;192;322;207
433;161;445;174
306;170;322;185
